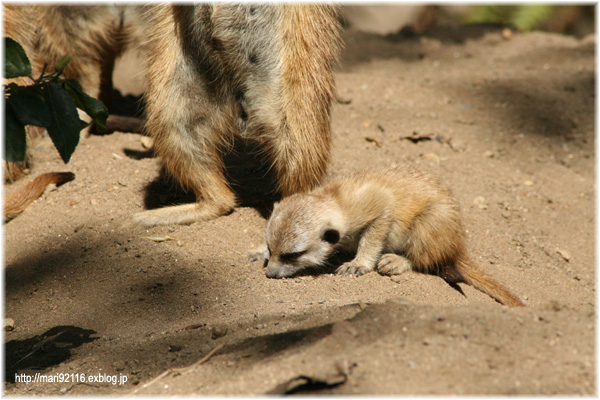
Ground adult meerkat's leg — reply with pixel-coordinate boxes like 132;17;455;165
131;5;237;227
241;5;341;196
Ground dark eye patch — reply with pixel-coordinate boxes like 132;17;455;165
279;250;306;262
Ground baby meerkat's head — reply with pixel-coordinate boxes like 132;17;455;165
264;193;345;279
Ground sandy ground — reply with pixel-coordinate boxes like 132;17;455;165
3;25;595;395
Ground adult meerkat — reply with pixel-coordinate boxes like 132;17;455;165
4;5;145;219
248;165;525;307
3;5;145;181
4;5;142;109
131;4;341;226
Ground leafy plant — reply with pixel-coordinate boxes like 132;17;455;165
464;5;557;32
4;37;108;163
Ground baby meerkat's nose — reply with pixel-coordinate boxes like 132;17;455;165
265;266;282;279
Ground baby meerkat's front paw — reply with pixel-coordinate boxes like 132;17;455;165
377;253;412;275
335;262;373;277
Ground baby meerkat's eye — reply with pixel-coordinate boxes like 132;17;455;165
322;229;340;245
279;250;306;262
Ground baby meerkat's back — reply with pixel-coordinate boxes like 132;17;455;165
324;165;464;255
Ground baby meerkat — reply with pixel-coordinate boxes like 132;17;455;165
248;165;525;307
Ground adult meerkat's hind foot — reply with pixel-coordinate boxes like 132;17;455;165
129;201;235;228
128;177;237;228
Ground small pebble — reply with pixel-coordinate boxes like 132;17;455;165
423;153;440;165
141;136;154;149
4;318;15;331
557;249;571;262
211;325;228;340
473;196;487;210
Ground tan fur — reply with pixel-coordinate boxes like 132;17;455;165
249;165;525;307
4;172;75;222
131;5;341;227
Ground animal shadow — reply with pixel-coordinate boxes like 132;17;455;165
5;325;98;382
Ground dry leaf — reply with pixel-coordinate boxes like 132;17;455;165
145;236;176;242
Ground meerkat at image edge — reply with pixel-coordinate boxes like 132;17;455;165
249;165;525;307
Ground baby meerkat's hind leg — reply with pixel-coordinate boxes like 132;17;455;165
378;255;467;296
377;254;413;276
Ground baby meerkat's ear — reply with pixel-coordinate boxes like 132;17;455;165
322;229;340;245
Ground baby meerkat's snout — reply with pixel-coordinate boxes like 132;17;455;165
265;260;297;279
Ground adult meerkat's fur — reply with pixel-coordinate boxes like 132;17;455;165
249;165;525;307
131;5;341;226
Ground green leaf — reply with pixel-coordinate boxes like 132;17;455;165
43;81;81;163
63;79;108;131
4;104;27;162
512;5;555;31
4;37;31;79
463;5;514;25
7;92;52;127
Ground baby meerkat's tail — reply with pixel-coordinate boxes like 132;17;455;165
4;172;75;222
451;256;525;307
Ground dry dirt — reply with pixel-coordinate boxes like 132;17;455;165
3;26;596;395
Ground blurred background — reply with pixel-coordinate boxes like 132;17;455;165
342;5;595;37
